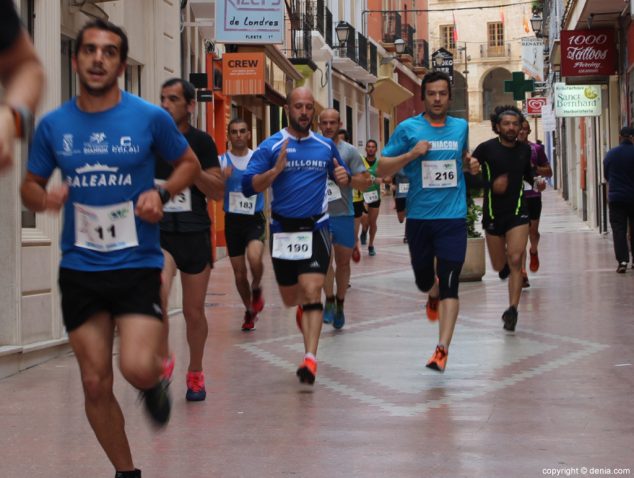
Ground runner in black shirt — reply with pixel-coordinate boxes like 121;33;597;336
156;78;223;402
472;105;545;332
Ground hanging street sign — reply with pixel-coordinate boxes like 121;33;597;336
504;71;535;101
526;97;547;115
554;83;602;117
215;0;284;44
431;48;454;84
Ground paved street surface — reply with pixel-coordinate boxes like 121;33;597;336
1;190;632;478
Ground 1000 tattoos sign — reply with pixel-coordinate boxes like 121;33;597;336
216;0;284;44
561;29;616;77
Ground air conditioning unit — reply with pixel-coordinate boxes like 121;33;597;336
68;0;109;20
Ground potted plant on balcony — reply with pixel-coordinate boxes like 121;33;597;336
460;191;486;281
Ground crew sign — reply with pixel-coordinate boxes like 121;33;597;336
216;0;284;44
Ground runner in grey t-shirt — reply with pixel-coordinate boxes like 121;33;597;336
328;140;368;217
318;109;371;329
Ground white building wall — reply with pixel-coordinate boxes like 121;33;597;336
0;0;183;379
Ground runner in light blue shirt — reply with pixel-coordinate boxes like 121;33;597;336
378;71;480;374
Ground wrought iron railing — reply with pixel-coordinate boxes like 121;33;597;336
288;0;314;59
357;32;368;70
413;39;429;68
402;24;415;56
369;42;378;76
383;12;402;43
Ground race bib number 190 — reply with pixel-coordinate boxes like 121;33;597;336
421;159;458;188
74;201;138;252
271;231;313;260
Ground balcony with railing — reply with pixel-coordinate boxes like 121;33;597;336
382;12;402;45
288;1;313;63
411;39;430;75
311;0;333;60
479;43;512;59
332;25;377;83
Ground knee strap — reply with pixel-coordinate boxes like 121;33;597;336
302;302;323;312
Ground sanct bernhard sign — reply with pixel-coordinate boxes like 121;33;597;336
561;29;616;77
554;83;602;117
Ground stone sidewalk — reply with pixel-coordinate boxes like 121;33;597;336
0;190;632;478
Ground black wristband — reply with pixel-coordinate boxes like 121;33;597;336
156;186;171;205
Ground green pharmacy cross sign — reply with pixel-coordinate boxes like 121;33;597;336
504;71;535;101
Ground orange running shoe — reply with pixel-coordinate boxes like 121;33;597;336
529;251;540;272
295;305;303;332
426;296;439;321
425;345;448;372
296;356;317;384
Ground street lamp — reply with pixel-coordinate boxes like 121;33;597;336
530;12;544;38
335;21;351;48
380;38;407;64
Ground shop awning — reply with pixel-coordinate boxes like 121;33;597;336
370;77;413;112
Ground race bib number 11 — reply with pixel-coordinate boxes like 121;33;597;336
74;201;138;252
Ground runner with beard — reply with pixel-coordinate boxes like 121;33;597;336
242;87;351;385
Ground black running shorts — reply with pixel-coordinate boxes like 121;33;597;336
483;214;529;236
353;201;367;218
526;197;542;222
58;267;163;332
270;226;331;286
160;230;213;274
225;212;266;258
395;197;407;213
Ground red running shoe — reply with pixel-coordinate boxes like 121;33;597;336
296;356;317;384
352;245;361;263
251;288;264;314
529;251;540;273
241;310;256;331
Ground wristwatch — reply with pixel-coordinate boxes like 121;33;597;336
3;104;33;141
156;186;171;205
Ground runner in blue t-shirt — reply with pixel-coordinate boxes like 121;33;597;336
378;71;480;373
220;118;267;332
20;20;200;478
242;87;351;385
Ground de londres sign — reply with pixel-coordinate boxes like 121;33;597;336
560;29;616;77
216;0;284;44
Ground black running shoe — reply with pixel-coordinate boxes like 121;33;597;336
502;306;518;332
115;469;141;478
141;379;171;427
498;263;511;280
617;262;627;274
